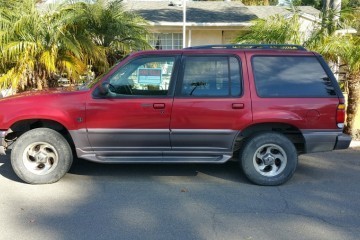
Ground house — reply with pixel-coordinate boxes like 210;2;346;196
39;0;321;49
123;1;321;49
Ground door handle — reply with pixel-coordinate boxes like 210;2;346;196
153;103;165;109
232;103;244;109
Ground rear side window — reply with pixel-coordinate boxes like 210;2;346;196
252;56;336;97
180;56;241;97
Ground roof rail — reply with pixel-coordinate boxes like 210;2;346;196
185;44;307;51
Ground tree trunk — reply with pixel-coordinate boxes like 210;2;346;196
42;70;48;88
332;0;342;23
36;72;42;90
344;73;360;135
322;0;342;34
36;78;43;90
323;0;331;13
322;0;331;32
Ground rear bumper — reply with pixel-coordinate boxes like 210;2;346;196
0;130;6;155
302;130;352;153
334;133;352;150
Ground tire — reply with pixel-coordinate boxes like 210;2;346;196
239;132;298;186
11;128;73;184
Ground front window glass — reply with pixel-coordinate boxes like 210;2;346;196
107;57;175;96
81;55;130;90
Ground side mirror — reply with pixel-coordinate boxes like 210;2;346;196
98;82;109;96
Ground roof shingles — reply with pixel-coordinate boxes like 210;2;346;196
123;1;320;24
124;2;257;23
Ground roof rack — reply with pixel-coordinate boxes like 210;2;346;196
185;44;307;51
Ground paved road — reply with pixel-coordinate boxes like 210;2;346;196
1;148;360;240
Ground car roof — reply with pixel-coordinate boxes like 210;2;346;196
129;44;316;57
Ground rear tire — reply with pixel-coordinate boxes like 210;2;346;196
11;128;73;184
240;132;297;186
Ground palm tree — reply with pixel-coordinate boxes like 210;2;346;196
70;0;150;69
234;14;302;44
0;0;150;91
0;0;105;90
241;0;270;5
306;6;360;135
340;38;360;135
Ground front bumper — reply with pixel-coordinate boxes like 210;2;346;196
0;130;6;155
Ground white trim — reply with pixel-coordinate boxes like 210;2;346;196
182;0;186;48
335;29;357;35
188;29;192;47
283;12;320;23
147;21;253;27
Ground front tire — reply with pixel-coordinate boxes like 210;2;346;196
240;132;298;186
11;128;73;184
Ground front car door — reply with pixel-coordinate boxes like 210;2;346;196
85;54;179;162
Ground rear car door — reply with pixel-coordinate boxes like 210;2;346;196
168;54;252;159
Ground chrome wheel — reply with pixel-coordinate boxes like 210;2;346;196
22;142;59;175
253;144;287;177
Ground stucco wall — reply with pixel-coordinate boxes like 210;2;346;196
190;30;223;46
150;27;246;47
299;17;317;41
187;30;242;47
222;31;240;44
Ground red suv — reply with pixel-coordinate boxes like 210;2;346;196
0;44;351;185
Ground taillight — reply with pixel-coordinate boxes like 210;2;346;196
336;103;346;128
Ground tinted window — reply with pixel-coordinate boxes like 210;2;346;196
252;56;336;97
181;56;241;97
107;56;175;96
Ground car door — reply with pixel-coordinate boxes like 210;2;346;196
168;54;252;158
85;55;179;160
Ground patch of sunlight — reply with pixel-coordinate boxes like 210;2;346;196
117;207;158;229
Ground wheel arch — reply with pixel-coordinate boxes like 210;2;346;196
6;119;76;154
234;122;305;153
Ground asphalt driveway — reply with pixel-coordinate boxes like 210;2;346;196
1;147;360;240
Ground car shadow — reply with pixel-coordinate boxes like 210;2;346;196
69;157;248;184
0;151;248;184
0;152;23;183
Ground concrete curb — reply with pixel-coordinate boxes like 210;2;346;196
350;140;360;148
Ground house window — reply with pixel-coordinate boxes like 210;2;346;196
148;33;183;50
